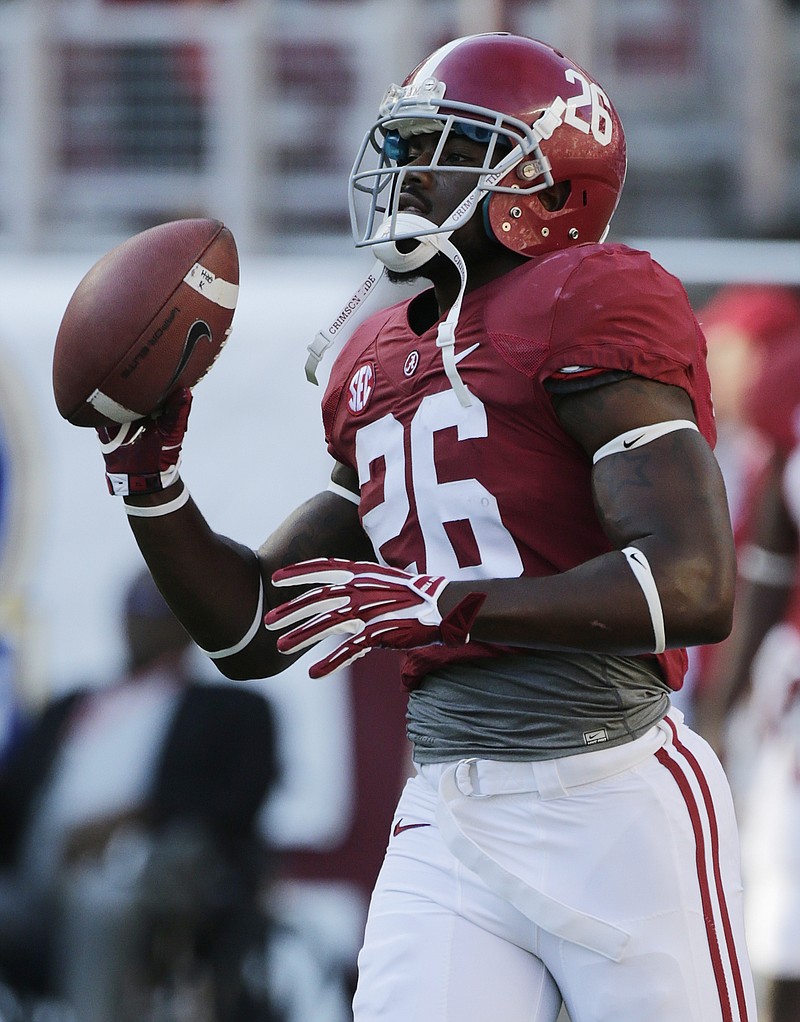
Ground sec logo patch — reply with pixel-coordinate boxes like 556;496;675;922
348;362;375;415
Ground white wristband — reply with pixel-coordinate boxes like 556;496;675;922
327;480;360;505
622;546;666;654
124;486;190;518
198;576;265;660
593;420;699;463
107;458;182;497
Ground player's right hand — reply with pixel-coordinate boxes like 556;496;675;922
264;558;486;677
96;387;192;496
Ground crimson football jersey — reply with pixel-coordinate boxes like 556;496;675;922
322;244;716;691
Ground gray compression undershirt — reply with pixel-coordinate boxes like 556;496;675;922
407;650;671;763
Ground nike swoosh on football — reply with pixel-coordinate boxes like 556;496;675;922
393;819;431;837
453;342;480;365
165;318;212;391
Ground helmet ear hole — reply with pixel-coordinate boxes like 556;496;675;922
538;181;571;212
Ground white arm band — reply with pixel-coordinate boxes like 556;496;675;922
198;576;265;660
738;543;796;587
622;547;666;654
593;420;699;464
327;480;360;505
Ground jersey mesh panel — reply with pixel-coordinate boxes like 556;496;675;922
489;332;549;379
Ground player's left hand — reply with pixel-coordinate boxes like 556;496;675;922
263;558;486;677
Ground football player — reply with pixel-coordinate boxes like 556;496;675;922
95;33;756;1022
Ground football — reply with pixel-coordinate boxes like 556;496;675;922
53;217;239;427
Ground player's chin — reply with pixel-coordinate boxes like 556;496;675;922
386;267;425;286
386;250;449;286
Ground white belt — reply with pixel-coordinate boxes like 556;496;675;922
427;709;676;800
428;709;679;961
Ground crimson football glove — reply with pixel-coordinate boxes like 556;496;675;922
96;387;192;496
263;558;486;678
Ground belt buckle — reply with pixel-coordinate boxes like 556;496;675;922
454;757;491;798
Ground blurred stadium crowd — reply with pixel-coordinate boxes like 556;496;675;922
0;0;797;253
0;1;800;1020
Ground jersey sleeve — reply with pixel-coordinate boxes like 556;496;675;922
541;246;715;442
543;367;634;394
543;247;703;382
485;246;715;443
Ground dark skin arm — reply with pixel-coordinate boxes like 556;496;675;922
127;377;734;676
124;460;373;680
439;375;736;654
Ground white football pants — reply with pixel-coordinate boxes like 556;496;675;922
353;708;757;1022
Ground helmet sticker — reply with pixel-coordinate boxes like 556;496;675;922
563;69;614;145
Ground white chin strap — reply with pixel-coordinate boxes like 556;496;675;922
414;228;471;408
304;211;443;388
307;203;481;409
305;262;387;385
372;211;473;407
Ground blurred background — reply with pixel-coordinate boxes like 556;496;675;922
0;0;799;252
0;0;799;1019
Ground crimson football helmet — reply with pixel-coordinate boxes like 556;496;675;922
349;33;627;262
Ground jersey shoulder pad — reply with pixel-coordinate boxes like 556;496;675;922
545;243;699;370
486;244;701;381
